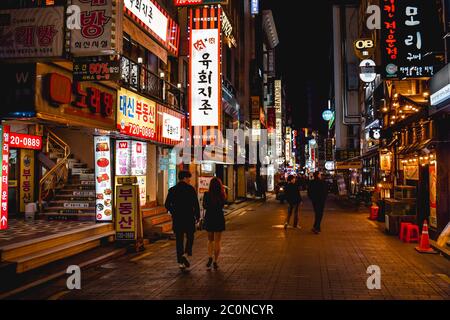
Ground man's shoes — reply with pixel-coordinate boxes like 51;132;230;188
284;222;288;230
206;257;213;270
295;225;302;229
213;262;219;270
182;255;190;268
179;263;186;270
311;228;320;234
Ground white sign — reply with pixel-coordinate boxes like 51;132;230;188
285;127;292;163
115;140;147;176
360;59;377;83
94;136;113;222
70;0;117;56
276;117;282;157
124;0;168;42
274;80;282;114
322;110;334;121
251;0;260;15
191;28;220;127
162;112;181;141
0;7;64;59
430;83;450;106
325;161;335;171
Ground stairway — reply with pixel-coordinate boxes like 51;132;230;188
41;152;96;222
142;203;173;238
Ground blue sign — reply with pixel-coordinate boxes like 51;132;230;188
251;0;259;15
322;110;334;121
168;150;177;189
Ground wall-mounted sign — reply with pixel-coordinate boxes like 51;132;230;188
251;96;260;119
190;7;221;127
322;110;334;121
276;117;282;157
221;10;237;47
35;63;116;130
73;55;121;81
117;88;157;140
174;0;228;6
359;59;377;83
162;112;181;141
115;140;147;176
369;127;381;140
325;161;335;171
429;161;437;228
353;38;375;59
3;64;36;119
274;80;282;114
0;7;64;59
381;0;443;79
94;136;113;222
285;127;292;164
430;63;450;109
70;0;123;56
380;153;392;171
325;138;333;161
251;0;260;15
9;133;42;150
23;158;48;201
168;149;177;189
198;176;213;193
267;107;276;133
0;126;9;230
404;164;419;180
124;0;180;55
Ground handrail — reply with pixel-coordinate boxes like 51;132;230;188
38;129;71;212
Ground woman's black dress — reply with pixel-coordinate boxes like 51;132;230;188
202;192;226;232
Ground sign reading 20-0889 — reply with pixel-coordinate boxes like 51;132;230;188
117;88;157;140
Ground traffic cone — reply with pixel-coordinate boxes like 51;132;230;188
415;220;438;254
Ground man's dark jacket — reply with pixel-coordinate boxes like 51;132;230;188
307;179;328;205
285;183;303;204
165;181;200;233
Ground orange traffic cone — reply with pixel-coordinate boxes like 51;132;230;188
415;220;438;254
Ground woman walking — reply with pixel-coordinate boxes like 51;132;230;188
203;177;226;270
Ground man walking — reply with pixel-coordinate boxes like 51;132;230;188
284;175;303;229
165;171;200;270
307;171;328;234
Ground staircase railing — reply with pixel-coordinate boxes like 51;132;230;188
39;129;71;212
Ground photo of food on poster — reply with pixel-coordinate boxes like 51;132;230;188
94;136;113;222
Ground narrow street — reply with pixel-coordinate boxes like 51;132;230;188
14;195;450;300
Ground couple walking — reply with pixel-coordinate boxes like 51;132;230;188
164;171;225;271
284;172;328;234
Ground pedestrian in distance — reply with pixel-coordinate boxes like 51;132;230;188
202;177;226;270
284;175;303;230
307;171;328;234
165;170;200;270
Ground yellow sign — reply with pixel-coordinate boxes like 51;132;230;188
20;149;35;213
380;154;392;171
336;161;362;170
115;184;141;241
117;88;157;140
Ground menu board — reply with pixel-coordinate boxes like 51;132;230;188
94;136;113;222
116;140;147;176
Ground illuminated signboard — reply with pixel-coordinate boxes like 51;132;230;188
94;136;113;222
117;88;157;140
189;7;221;127
162;112;181;141
251;0;259;15
174;0;228;6
381;0;443;79
0;126;9;230
274;80;282;114
9;133;42;150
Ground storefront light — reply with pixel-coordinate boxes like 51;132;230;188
138;57;143;64
160;72;165;78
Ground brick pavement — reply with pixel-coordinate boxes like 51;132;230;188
14;194;450;300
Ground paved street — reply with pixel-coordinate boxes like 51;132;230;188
15;195;450;300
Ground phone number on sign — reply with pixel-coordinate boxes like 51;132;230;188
123;124;156;139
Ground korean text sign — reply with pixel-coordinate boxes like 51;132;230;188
190;28;221;127
115;184;138;240
118;88;157;140
20;150;35;213
1;126;10;230
381;0;443;79
0;7;64;59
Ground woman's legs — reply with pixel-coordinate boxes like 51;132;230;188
213;232;222;262
207;232;214;259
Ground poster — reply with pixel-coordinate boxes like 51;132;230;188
116;140;132;176
404;165;419;180
19;149;35;213
380;154;392;171
131;141;147;176
0;126;9;230
190;12;221;127
198;177;213;194
116;184;138;240
429;162;437;229
137;176;147;207
94;136;113;222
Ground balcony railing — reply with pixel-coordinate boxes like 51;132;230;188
120;56;185;112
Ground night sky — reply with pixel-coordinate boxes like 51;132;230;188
262;0;352;134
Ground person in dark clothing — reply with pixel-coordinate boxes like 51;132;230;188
165;171;200;270
284;175;303;229
202;177;226;270
307;171;328;234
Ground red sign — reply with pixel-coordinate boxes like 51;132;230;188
1;125;10;230
9;133;43;150
174;0;228;6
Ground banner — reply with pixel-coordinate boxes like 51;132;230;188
189;7;221;127
19;149;35;213
1;126;10;230
70;0;123;56
0;7;64;59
